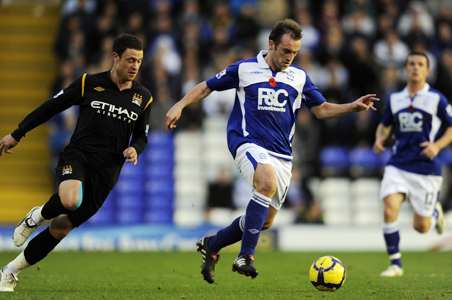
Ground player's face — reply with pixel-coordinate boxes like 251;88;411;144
405;55;430;84
114;48;143;82
269;33;301;71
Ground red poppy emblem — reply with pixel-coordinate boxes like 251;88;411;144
269;78;276;86
408;105;414;112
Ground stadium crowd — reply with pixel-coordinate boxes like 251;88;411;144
48;0;452;221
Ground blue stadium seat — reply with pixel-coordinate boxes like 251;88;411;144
144;147;174;165
86;206;115;225
143;209;173;224
320;146;350;177
148;131;174;147
116;208;143;225
349;146;381;177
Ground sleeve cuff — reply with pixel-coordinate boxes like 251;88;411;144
11;129;24;142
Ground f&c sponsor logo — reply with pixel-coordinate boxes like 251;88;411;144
257;88;287;112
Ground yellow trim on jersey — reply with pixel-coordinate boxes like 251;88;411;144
144;96;153;110
81;73;87;97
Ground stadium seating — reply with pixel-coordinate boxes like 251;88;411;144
319;146;350;177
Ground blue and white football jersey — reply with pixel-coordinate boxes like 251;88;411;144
381;83;452;175
206;50;325;161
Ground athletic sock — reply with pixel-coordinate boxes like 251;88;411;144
239;192;271;257
2;252;30;276
31;206;45;224
431;206;439;230
41;193;71;220
383;221;402;267
23;227;60;265
208;215;245;253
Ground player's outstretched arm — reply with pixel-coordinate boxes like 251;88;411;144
311;94;379;119
165;81;212;132
0;134;19;156
123;147;138;166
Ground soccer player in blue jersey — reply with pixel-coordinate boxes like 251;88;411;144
165;19;378;283
373;51;452;277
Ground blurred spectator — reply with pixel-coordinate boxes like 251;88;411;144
345;36;379;99
294;8;321;52
149;85;174;132
206;168;234;217
397;1;435;44
431;21;452;58
292;107;322;178
377;66;404;110
234;4;260;49
342;2;376;42
435;48;452;102
316;0;341;34
316;58;349;96
373;29;409;69
316;25;347;65
294;47;322;86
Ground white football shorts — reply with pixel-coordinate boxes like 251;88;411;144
380;165;443;217
234;143;292;210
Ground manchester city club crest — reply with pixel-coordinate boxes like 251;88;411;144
132;93;142;106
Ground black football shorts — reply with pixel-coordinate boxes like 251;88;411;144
55;152;112;227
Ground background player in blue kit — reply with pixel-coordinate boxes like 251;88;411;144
165;19;379;283
373;51;452;277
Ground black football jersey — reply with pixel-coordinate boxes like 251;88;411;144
12;71;153;187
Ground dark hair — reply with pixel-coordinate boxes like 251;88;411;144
112;33;143;57
268;19;302;47
404;51;430;68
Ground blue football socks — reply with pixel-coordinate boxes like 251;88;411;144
239;192;271;257
383;221;402;267
208;215;244;253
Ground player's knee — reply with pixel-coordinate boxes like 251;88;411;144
60;195;80;211
383;205;397;220
413;223;430;233
256;179;277;198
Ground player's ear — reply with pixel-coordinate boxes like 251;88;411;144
269;40;275;51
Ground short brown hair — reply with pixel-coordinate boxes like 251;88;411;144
113;33;143;58
405;51;430;68
269;19;302;48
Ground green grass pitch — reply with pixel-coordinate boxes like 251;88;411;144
0;251;451;299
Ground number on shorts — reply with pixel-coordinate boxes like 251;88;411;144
425;192;434;205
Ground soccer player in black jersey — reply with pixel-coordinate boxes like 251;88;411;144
0;33;153;292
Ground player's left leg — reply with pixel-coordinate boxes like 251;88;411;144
381;193;404;277
1;215;74;292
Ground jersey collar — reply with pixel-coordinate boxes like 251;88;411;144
257;50;270;69
402;82;430;97
257;50;290;74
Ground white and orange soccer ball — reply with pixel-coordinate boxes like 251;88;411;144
309;255;346;291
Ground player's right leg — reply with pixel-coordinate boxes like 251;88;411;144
2;216;74;292
381;193;404;277
13;180;81;247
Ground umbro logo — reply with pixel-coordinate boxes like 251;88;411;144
94;87;105;92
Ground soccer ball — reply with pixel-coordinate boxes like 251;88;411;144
309;255;346;291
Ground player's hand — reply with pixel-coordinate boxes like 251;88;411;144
372;138;386;154
123;147;138;165
420;141;439;160
0;134;19;156
164;103;183;132
354;94;379;112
